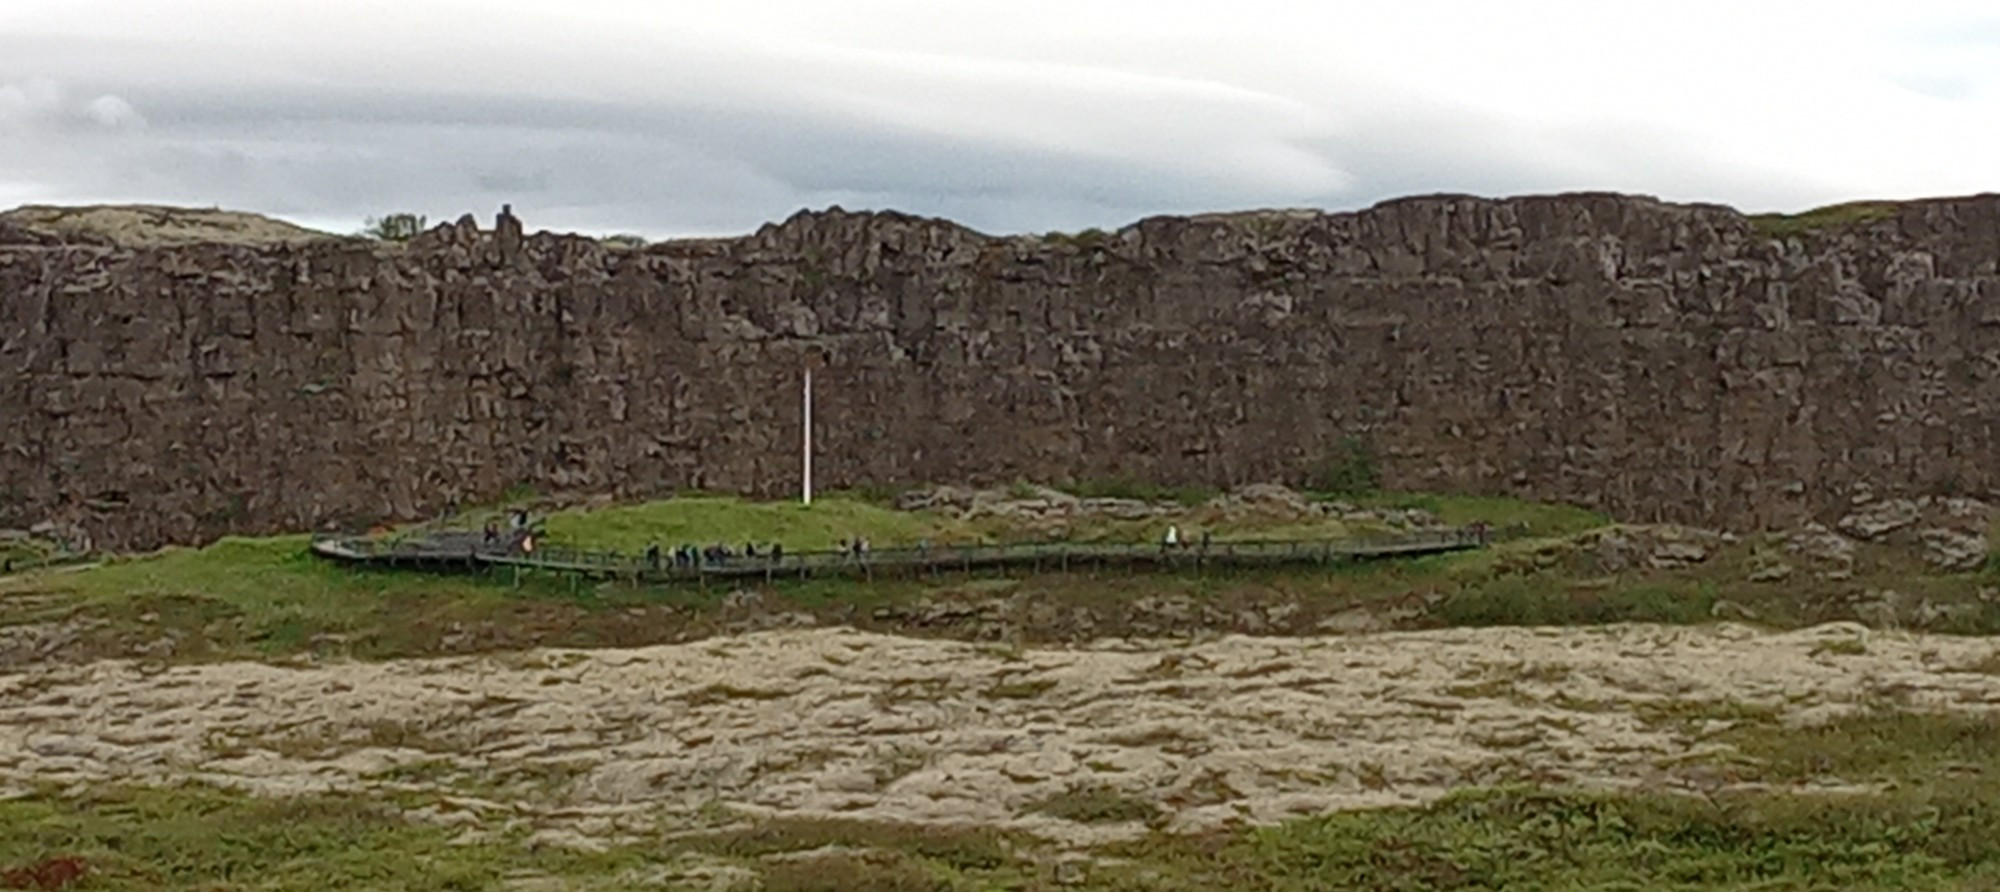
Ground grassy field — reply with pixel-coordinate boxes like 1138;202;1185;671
537;495;983;552
6;490;2000;664
5;489;2000;889
4;708;1995;890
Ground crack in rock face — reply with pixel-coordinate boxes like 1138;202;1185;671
2;623;1997;847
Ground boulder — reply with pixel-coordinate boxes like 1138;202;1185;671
1748;561;1793;583
1204;484;1319;522
896;486;976;513
1074;497;1165;520
1588;525;1718;572
1649;541;1712;569
1784;523;1857;568
1837;499;1921;540
1919;527;1988;572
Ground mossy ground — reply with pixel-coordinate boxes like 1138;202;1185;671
5;707;1997;890
4;489;1999;889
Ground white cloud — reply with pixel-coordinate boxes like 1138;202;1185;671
82;94;143;129
0;78;144;132
1;0;1996;234
0;78;64;127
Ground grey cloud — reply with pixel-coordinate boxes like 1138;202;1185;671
3;2;1996;238
27;80;1346;237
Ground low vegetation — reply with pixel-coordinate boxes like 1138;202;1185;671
4;708;1996;889
8;488;2000;665
1306;435;1381;495
1060;476;1218;507
6;484;1999;889
537;495;975;552
1748;200;1902;238
358;212;428;242
1026;785;1161;825
0;784;645;891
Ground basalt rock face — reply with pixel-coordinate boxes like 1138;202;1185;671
4;193;2000;550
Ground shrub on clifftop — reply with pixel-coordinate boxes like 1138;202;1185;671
359;213;427;242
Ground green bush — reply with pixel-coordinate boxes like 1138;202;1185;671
358;213;427;242
1065;476;1216;506
1307;436;1379;495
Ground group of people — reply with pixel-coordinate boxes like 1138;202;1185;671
634;535;881;573
481;509;538;553
643;541;786;571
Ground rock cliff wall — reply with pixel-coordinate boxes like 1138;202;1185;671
4;193;1999;549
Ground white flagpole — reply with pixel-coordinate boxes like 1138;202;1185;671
803;366;813;506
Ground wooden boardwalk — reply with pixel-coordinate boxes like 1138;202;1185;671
310;527;1489;584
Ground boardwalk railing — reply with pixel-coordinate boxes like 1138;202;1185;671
311;527;1489;584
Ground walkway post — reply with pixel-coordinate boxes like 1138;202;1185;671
803;366;813;506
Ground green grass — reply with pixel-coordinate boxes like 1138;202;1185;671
13;489;2000;667
46;536;530;644
1748;201;1902;238
0;534;678;663
0;784;646;891
1113;706;2000;891
1026;785;1162;825
0;533;72;573
1136;785;1999;891
538;495;980;553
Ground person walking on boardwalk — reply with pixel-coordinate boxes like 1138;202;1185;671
770;542;784;565
1162;524;1180;553
645;543;662;571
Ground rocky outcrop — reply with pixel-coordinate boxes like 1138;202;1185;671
6;193;2000;549
892;483;1440;534
1920;528;1989;572
1833;495;1992;571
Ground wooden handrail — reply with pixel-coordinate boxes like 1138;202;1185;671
312;524;1491;582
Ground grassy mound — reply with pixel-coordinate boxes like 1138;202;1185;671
0;204;337;247
539;495;975;552
1747;200;1902;238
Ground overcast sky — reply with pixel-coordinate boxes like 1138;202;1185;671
3;1;1997;238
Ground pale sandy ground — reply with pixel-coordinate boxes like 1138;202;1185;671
2;622;1998;848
